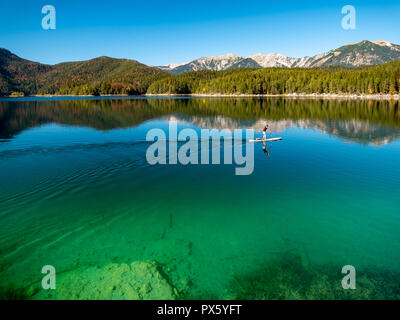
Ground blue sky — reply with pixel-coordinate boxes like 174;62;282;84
0;0;399;66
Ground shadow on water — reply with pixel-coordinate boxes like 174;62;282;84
0;285;31;300
226;251;400;300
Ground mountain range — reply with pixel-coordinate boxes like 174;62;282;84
158;40;400;74
1;39;400;96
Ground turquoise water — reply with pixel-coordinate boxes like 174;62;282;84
0;97;400;299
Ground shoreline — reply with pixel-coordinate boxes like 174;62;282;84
2;93;399;100
145;93;400;100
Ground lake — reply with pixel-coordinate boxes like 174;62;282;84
0;97;400;299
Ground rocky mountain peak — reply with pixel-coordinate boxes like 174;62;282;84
159;40;400;74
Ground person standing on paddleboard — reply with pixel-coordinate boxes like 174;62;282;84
262;124;271;140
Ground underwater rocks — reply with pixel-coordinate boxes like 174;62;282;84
142;238;193;295
34;261;178;300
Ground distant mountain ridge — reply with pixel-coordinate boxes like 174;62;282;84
158;40;400;74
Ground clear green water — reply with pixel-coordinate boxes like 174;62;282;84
1;97;400;299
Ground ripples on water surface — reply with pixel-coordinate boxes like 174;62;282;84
0;97;400;299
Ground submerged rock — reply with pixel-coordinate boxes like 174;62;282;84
34;261;177;300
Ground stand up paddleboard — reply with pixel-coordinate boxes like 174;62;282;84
249;137;282;143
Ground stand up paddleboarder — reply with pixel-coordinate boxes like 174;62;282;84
262;124;271;140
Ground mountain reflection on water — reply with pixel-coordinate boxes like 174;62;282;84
0;97;399;145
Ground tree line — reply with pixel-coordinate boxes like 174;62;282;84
147;62;400;95
2;58;400;96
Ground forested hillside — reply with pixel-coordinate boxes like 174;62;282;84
0;48;52;95
45;57;167;95
0;49;167;96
